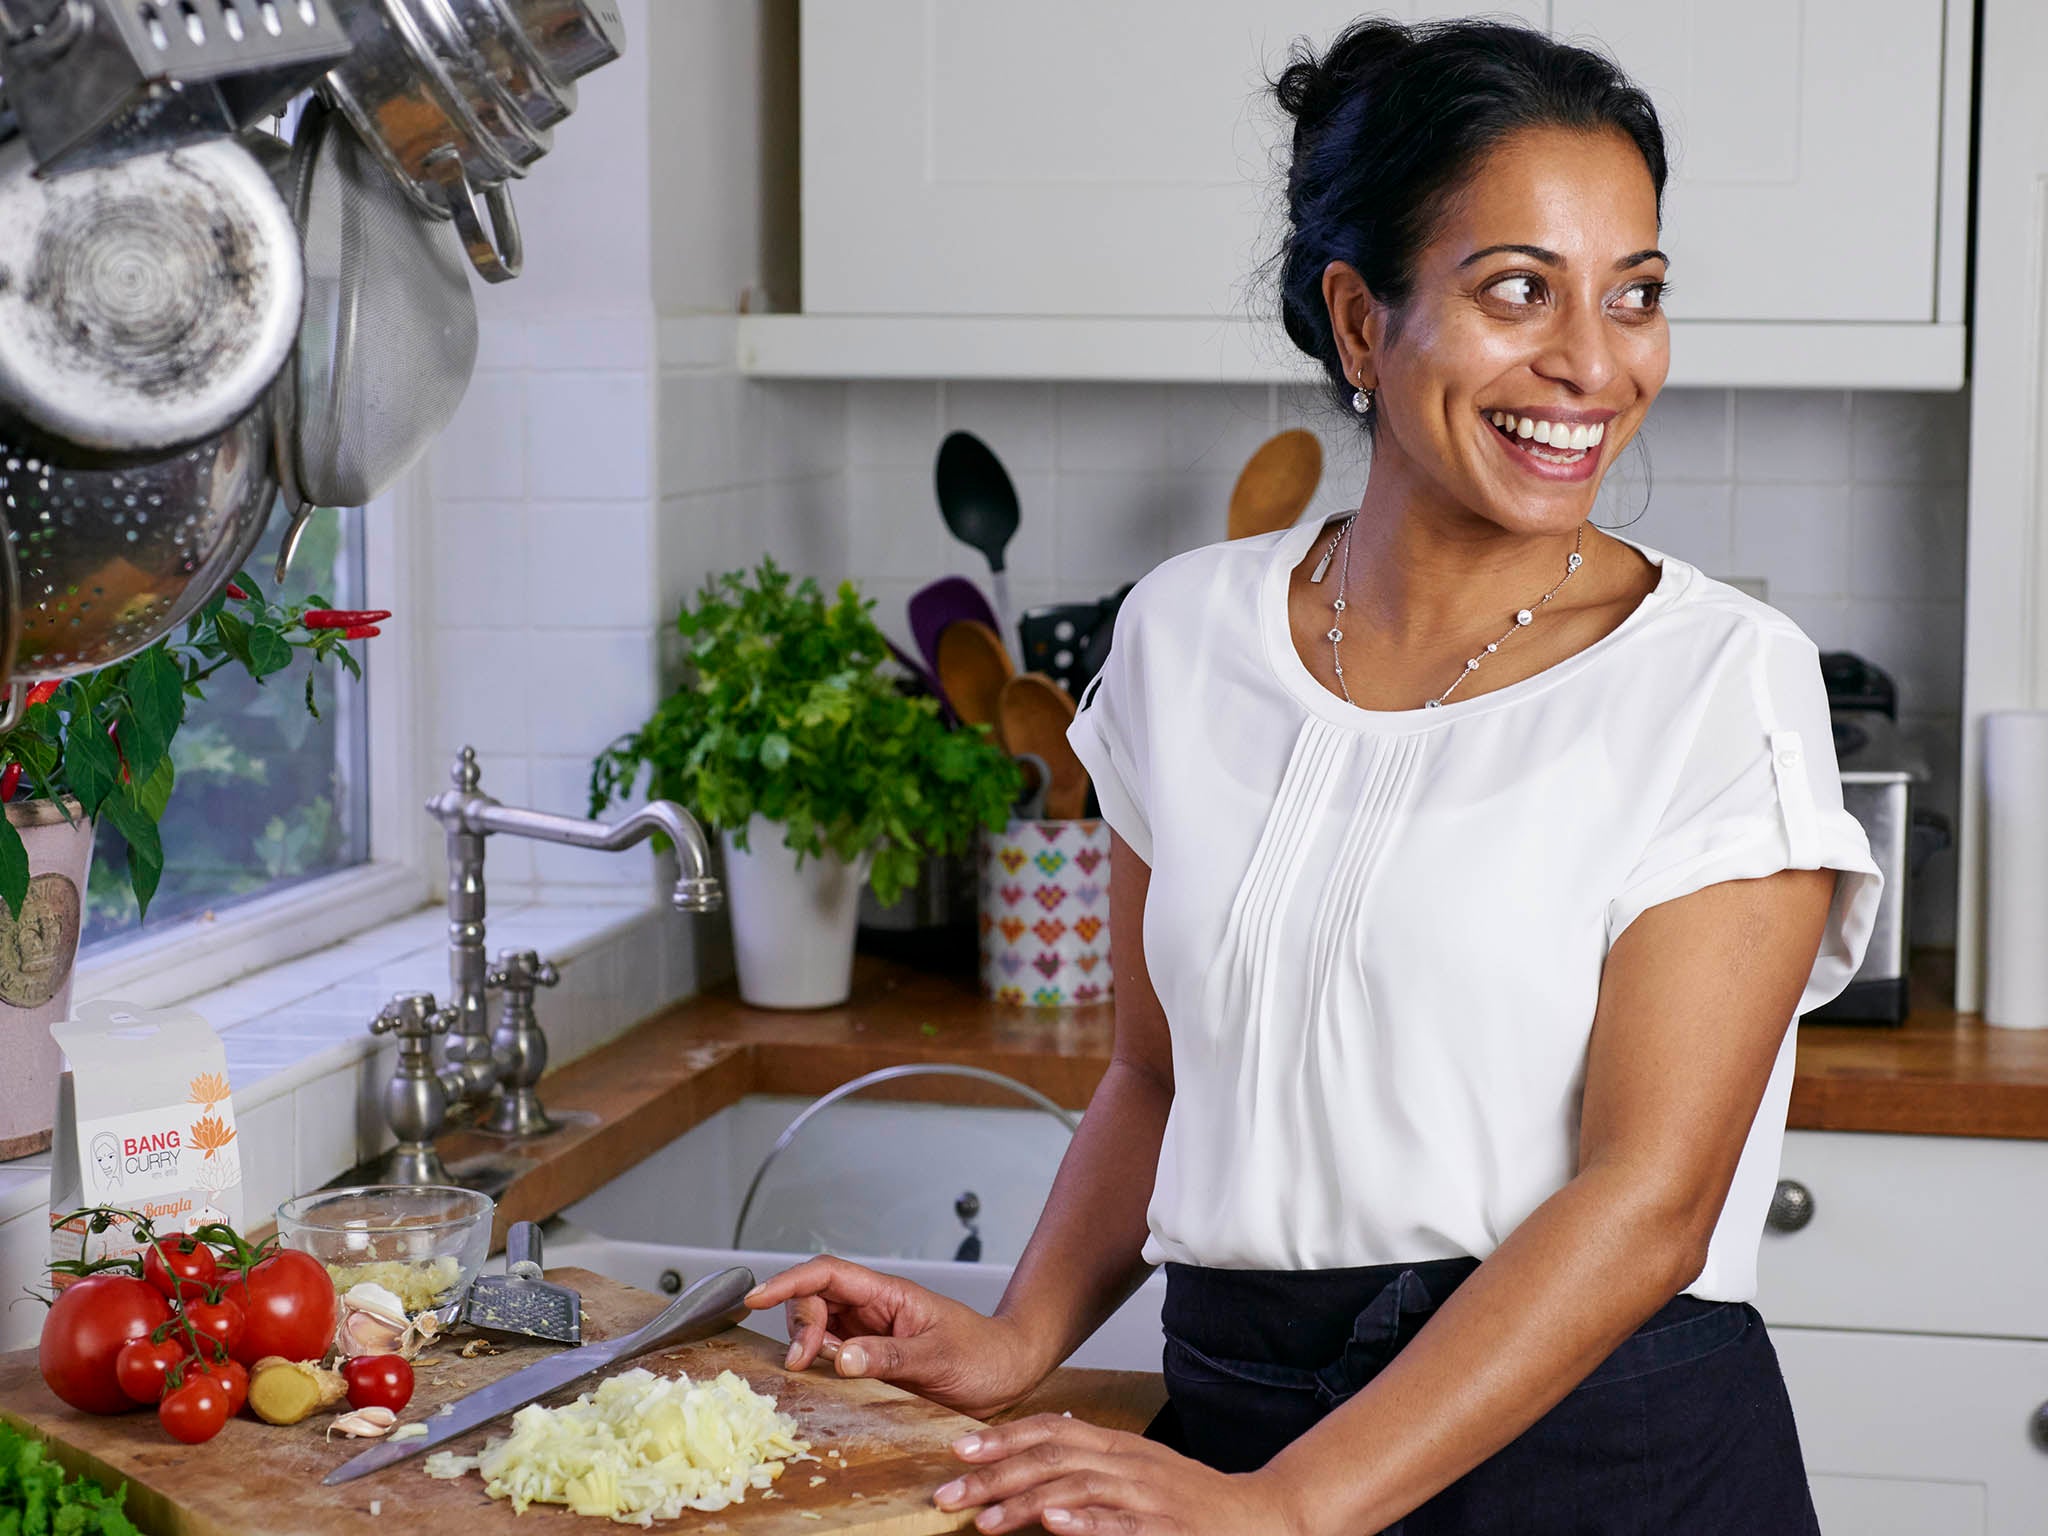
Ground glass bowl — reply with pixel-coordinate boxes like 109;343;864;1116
275;1185;495;1322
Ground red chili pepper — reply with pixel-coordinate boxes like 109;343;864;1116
302;609;392;630
0;763;20;802
223;581;249;601
24;680;59;707
107;721;130;785
341;625;381;640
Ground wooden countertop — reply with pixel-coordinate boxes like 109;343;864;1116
447;947;2048;1246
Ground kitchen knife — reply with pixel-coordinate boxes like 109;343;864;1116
322;1265;758;1486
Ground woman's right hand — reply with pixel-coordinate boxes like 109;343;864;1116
742;1254;1045;1419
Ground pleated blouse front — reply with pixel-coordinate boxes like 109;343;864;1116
1065;514;1882;1303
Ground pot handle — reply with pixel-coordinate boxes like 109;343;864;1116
421;148;523;284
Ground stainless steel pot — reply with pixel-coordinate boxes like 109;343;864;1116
0;391;278;685
319;0;531;281
0;132;303;461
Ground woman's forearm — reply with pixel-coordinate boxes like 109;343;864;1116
990;1056;1173;1385
1260;1165;1707;1536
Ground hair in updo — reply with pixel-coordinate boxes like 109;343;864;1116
1274;17;1668;429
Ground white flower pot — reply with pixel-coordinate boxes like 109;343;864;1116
721;814;874;1009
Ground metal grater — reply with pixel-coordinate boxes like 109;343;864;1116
460;1221;582;1345
0;0;350;173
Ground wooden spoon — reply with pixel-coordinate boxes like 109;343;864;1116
935;619;1015;737
1226;429;1324;541
998;673;1089;820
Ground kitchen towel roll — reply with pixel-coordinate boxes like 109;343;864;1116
1983;710;2048;1028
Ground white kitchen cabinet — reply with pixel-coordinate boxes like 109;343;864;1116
753;0;1970;386
1756;1131;2048;1341
1752;1131;2048;1533
1776;1328;2048;1536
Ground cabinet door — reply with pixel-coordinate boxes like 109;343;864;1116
1549;0;1946;321
1773;1328;2048;1536
805;1;1947;325
802;0;1544;319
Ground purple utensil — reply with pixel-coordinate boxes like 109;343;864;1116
884;634;958;726
908;576;1002;680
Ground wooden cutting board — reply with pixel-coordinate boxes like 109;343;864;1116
0;1268;990;1536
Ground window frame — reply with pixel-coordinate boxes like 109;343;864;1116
75;472;432;1008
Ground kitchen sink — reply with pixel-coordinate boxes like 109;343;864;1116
543;1091;1168;1372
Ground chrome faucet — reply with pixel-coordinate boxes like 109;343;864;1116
411;745;722;1144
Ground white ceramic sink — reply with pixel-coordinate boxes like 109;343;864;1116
543;1091;1169;1372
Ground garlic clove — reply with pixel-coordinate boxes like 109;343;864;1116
328;1406;400;1440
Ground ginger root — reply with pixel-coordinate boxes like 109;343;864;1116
247;1356;348;1426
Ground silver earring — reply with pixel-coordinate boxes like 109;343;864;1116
1351;385;1373;415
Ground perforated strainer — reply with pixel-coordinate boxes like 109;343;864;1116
272;97;479;577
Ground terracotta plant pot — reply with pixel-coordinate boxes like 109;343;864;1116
0;798;94;1160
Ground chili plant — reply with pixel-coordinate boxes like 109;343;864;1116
0;572;389;921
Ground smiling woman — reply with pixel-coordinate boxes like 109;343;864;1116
741;17;1883;1536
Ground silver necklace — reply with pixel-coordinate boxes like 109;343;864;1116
1308;516;1586;709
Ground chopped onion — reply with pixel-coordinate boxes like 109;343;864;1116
420;1367;810;1525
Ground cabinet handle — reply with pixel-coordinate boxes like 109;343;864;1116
1766;1179;1814;1233
2032;1401;2048;1454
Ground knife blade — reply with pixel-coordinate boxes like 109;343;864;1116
322;1265;757;1486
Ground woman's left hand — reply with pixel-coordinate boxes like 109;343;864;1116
931;1414;1310;1535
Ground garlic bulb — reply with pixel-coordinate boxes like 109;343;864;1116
336;1281;409;1358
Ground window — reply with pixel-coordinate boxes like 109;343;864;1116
81;507;373;950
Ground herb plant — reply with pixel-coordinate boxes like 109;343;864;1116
0;1420;140;1536
0;570;382;922
589;558;1021;906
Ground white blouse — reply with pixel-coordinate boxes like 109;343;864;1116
1065;513;1882;1302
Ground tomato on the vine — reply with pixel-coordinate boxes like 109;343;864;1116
39;1276;173;1415
225;1249;338;1366
180;1293;246;1356
159;1373;230;1444
113;1335;186;1405
190;1355;248;1417
341;1354;413;1414
142;1236;219;1304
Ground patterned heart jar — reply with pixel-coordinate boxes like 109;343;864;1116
978;816;1113;1007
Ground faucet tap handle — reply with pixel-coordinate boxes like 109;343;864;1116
487;950;560;992
371;991;457;1038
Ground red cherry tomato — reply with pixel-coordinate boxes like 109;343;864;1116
142;1236;219;1304
180;1293;245;1356
158;1373;230;1444
113;1335;186;1405
225;1249;339;1366
189;1354;248;1417
341;1354;413;1414
39;1276;173;1414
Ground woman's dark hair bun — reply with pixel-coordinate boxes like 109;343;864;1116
1272;18;1413;140
1272;15;1668;426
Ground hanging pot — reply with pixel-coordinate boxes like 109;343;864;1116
0;132;303;462
720;814;875;1010
0;390;279;703
317;0;533;281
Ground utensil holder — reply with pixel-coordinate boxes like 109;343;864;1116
977;817;1112;1007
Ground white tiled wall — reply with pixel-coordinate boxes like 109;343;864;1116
833;381;1968;946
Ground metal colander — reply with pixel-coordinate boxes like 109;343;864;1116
274;97;478;571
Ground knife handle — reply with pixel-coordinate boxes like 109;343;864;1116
614;1266;757;1360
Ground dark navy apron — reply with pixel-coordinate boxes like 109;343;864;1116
1142;1255;1822;1535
